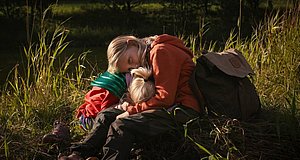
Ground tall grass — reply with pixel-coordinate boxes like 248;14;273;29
0;8;91;159
182;3;299;159
0;2;299;160
187;3;299;113
235;7;299;111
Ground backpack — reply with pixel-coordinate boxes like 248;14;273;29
190;49;261;121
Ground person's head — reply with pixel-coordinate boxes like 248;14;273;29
128;67;155;104
107;35;148;73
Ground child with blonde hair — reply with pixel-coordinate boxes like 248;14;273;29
58;66;155;159
43;36;148;143
60;34;200;160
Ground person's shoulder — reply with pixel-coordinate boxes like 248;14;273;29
155;34;177;41
150;44;168;53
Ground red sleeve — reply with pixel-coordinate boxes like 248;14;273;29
127;46;181;114
76;86;120;118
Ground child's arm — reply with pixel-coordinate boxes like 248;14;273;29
76;86;120;118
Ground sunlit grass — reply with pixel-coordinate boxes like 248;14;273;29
183;3;299;159
0;8;92;159
52;2;107;16
236;10;299;110
186;4;299;113
134;3;164;12
0;1;299;159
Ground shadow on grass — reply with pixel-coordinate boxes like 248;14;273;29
133;109;300;160
32;108;300;160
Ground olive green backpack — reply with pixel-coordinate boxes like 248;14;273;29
190;49;261;121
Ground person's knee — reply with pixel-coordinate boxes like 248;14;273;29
95;111;115;125
109;119;125;135
94;113;106;124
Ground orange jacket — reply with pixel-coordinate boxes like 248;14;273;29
127;34;200;114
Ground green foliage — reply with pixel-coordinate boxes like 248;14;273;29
0;9;90;159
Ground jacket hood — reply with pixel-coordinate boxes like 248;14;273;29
90;71;127;98
151;34;194;58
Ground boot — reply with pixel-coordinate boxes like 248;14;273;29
42;120;70;144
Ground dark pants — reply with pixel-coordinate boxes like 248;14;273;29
70;106;199;160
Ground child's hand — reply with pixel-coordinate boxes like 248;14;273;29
120;102;129;110
116;111;129;119
115;102;129;111
114;104;123;110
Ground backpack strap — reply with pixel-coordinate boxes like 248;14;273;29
189;69;206;113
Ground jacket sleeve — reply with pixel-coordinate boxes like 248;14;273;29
127;46;182;114
76;86;120;118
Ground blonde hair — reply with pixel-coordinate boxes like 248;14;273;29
128;67;155;103
107;35;148;73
